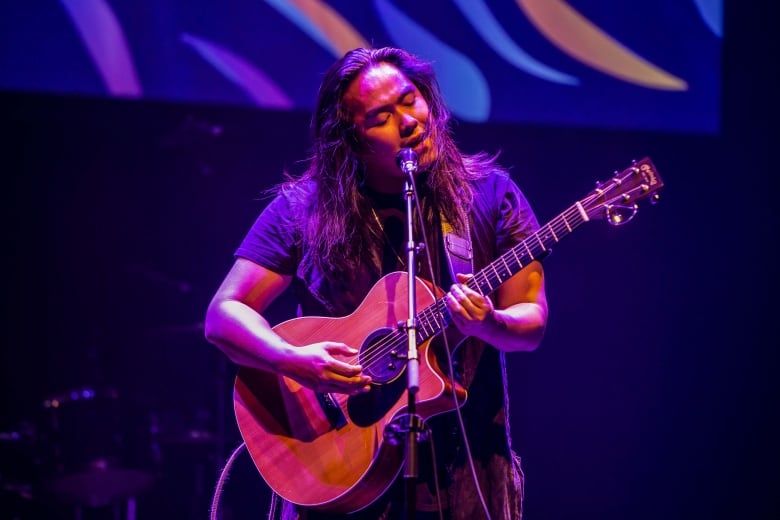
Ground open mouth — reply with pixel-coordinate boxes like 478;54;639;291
404;132;427;151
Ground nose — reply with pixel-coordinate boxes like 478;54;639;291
399;112;417;138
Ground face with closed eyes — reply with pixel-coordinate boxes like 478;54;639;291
344;62;435;193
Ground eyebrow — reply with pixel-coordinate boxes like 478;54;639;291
364;85;416;120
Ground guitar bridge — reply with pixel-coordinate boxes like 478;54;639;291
316;392;347;430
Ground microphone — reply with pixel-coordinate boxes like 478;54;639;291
396;148;418;176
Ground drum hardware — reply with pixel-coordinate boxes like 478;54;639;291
40;386;155;508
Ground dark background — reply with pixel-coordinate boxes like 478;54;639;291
2;3;777;520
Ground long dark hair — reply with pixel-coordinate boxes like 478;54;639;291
280;47;500;276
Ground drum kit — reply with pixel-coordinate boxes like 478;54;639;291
1;264;238;519
0;324;228;519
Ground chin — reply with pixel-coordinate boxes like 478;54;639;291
417;148;436;171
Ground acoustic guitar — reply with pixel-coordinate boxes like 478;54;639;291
234;157;664;513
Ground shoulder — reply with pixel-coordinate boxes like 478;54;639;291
472;167;511;189
260;180;316;225
276;179;316;209
461;153;514;194
470;167;539;231
470;168;518;209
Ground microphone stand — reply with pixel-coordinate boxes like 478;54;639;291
402;175;421;520
397;148;424;520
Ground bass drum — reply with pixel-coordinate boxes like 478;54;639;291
41;386;155;507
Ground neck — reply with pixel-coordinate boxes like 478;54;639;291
364;170;429;196
363;185;405;209
365;177;406;195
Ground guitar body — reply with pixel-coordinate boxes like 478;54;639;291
234;272;467;513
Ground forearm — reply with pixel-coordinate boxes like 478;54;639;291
476;302;547;352
204;299;294;371
205;298;370;394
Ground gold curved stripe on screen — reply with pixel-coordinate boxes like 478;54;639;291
517;0;687;90
289;0;369;56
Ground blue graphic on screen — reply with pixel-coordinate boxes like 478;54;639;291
0;0;722;132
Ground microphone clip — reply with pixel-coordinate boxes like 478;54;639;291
396;148;419;176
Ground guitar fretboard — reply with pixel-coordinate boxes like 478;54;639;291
414;202;590;342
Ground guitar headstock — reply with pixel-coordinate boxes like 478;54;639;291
581;157;665;225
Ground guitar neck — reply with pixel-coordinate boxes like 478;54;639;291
413;156;663;344
414;202;589;343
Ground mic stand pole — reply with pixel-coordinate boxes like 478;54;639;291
402;177;422;520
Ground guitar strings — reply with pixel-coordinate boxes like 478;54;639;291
342;183;639;370
343;191;598;370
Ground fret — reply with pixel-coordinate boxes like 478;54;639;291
561;212;573;232
433;302;448;328
548;223;559;242
477;272;493;293
535;233;546;250
524;241;534;260
490;262;501;284
431;306;443;329
510;248;523;269
500;255;511;276
418;316;431;337
418;316;430;341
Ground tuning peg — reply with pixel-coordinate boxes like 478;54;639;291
650;193;661;205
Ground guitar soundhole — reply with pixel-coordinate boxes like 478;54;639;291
347;373;407;428
359;327;406;384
